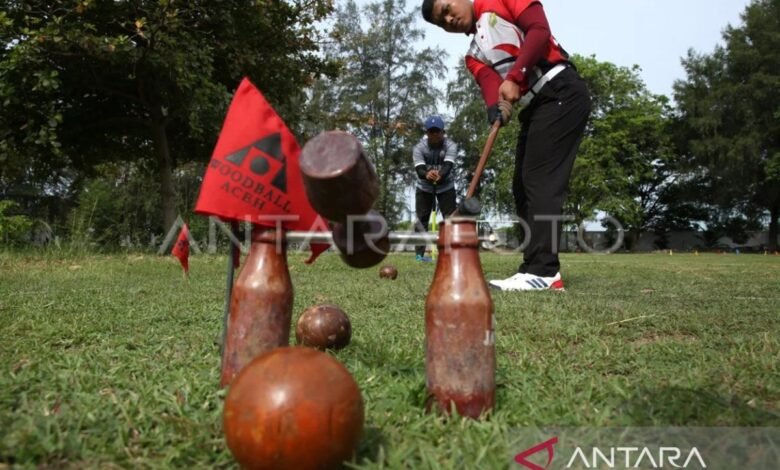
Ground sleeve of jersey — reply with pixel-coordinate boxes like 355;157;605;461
412;143;425;168
505;3;552;86
413;144;427;180
443;140;457;164
501;0;536;19
465;55;502;109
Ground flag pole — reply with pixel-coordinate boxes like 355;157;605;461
220;221;239;363
431;194;438;260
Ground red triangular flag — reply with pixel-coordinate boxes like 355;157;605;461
194;78;329;262
171;224;190;275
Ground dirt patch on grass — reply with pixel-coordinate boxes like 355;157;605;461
631;333;699;347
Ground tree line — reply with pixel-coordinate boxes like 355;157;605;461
1;0;777;251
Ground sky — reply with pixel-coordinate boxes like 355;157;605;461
355;0;751;98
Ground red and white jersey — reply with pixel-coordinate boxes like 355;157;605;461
466;0;568;82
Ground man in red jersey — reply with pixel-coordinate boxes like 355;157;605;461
422;0;591;291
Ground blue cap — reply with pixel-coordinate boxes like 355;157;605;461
424;115;445;131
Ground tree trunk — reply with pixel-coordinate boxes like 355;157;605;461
382;161;390;219
626;228;640;252
769;204;779;252
151;119;177;232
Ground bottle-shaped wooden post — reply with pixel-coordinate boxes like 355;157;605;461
220;225;293;388
425;217;495;418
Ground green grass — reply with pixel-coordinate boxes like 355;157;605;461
1;251;779;468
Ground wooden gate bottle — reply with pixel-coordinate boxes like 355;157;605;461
220;226;293;388
425;218;495;418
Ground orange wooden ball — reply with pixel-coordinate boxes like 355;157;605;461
223;347;364;470
379;265;398;280
295;304;352;351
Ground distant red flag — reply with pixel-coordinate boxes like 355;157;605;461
171;224;190;275
194;78;328;262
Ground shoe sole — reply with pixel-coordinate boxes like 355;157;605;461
488;283;566;292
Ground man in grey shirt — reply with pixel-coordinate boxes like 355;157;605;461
412;115;458;261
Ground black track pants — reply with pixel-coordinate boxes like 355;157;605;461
513;67;591;277
414;188;456;257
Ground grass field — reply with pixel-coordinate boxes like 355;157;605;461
1;250;779;468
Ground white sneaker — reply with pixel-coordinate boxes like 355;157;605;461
488;272;565;291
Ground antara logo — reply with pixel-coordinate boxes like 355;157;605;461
565;446;706;468
514;437;707;469
515;437;558;470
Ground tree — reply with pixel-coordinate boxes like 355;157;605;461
674;0;780;251
301;0;446;227
0;0;335;233
573;56;685;249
